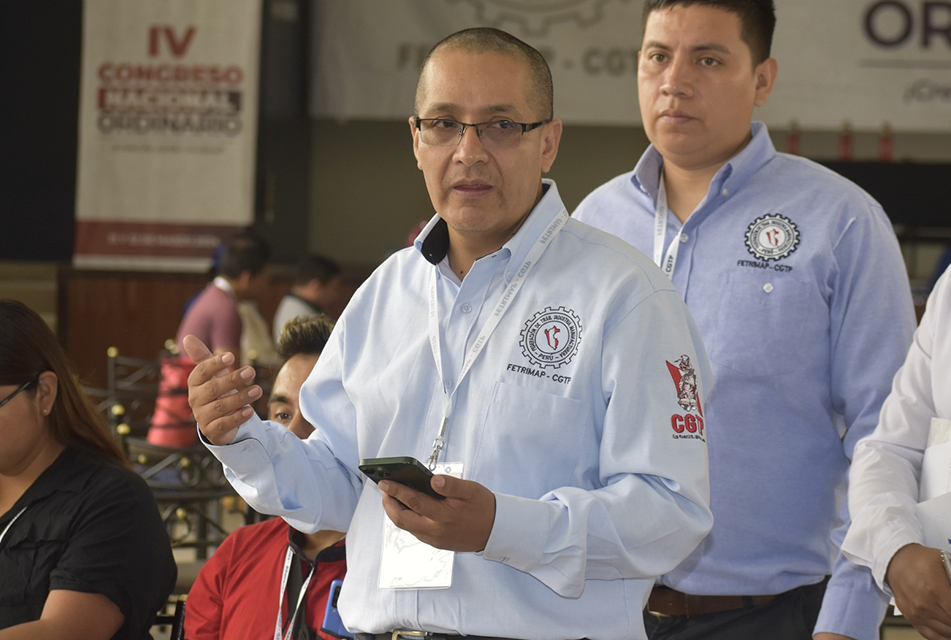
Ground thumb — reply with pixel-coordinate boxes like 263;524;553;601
431;474;465;498
183;334;213;364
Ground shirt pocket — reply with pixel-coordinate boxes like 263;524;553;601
474;381;592;497
710;270;824;376
3;534;65;606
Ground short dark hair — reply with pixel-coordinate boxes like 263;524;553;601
415;27;553;121
277;314;335;361
293;254;341;287
217;231;270;279
642;0;776;65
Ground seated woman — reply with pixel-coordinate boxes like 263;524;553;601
0;299;177;640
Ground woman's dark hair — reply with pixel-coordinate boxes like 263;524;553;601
0;299;127;466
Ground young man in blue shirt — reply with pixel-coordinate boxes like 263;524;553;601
573;2;917;639
184;27;714;640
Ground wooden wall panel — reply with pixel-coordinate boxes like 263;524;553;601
62;270;289;389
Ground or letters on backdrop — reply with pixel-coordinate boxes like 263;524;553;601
75;0;262;270
309;0;951;132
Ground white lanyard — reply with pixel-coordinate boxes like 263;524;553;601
652;176;683;280
426;209;568;468
273;546;316;640
0;507;27;548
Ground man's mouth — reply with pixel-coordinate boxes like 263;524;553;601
659;110;694;124
452;181;492;194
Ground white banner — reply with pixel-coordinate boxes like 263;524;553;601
309;0;951;132
76;0;262;270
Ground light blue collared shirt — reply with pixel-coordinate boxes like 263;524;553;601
206;180;714;640
574;123;917;640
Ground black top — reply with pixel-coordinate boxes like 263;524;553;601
0;447;177;638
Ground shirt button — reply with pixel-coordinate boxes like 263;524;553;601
722;188;730;197
679;233;689;243
763;283;774;293
462;303;472;314
444;380;453;392
640;184;648;193
505;272;514;281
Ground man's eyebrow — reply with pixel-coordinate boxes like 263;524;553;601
268;393;289;405
642;40;733;55
421;103;522;117
692;43;732;55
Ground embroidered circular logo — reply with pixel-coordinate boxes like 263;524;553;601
744;214;800;261
520;306;582;369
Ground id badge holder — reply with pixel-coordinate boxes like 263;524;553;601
379;462;463;589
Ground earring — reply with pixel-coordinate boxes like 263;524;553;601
42;408;49;415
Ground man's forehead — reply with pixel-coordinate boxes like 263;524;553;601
642;5;750;61
644;4;744;40
418;51;533;117
271;353;318;397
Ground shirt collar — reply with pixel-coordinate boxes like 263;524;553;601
213;276;237;301
286;525;347;564
415;179;565;269
1;447;87;523
631;121;776;204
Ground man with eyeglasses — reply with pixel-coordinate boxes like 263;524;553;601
185;27;714;640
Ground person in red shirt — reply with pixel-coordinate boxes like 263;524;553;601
185;315;348;640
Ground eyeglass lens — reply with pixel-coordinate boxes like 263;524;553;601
419;120;525;149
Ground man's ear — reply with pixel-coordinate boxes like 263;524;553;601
409;116;422;170
540;119;563;174
754;57;777;107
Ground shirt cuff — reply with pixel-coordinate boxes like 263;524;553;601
199;415;272;476
482;492;549;574
814;568;889;640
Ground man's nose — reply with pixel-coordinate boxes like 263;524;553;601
454;124;490;164
661;58;693;97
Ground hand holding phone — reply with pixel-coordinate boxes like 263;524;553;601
359;456;445;500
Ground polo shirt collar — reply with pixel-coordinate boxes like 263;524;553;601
630;121;777;207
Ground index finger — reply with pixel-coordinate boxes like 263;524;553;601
378;480;439;516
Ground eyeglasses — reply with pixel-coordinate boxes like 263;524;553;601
414;117;549;149
0;378;36;410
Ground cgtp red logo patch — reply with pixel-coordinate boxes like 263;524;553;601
666;355;705;439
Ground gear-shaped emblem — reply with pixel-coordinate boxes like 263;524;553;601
520;306;582;369
449;0;630;37
744;214;800;262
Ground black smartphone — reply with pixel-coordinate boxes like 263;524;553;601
358;456;445;500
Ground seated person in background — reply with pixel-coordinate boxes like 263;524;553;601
237;300;281;368
148;231;271;448
185;314;346;640
0;299;176;640
272;255;342;343
844;263;951;639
